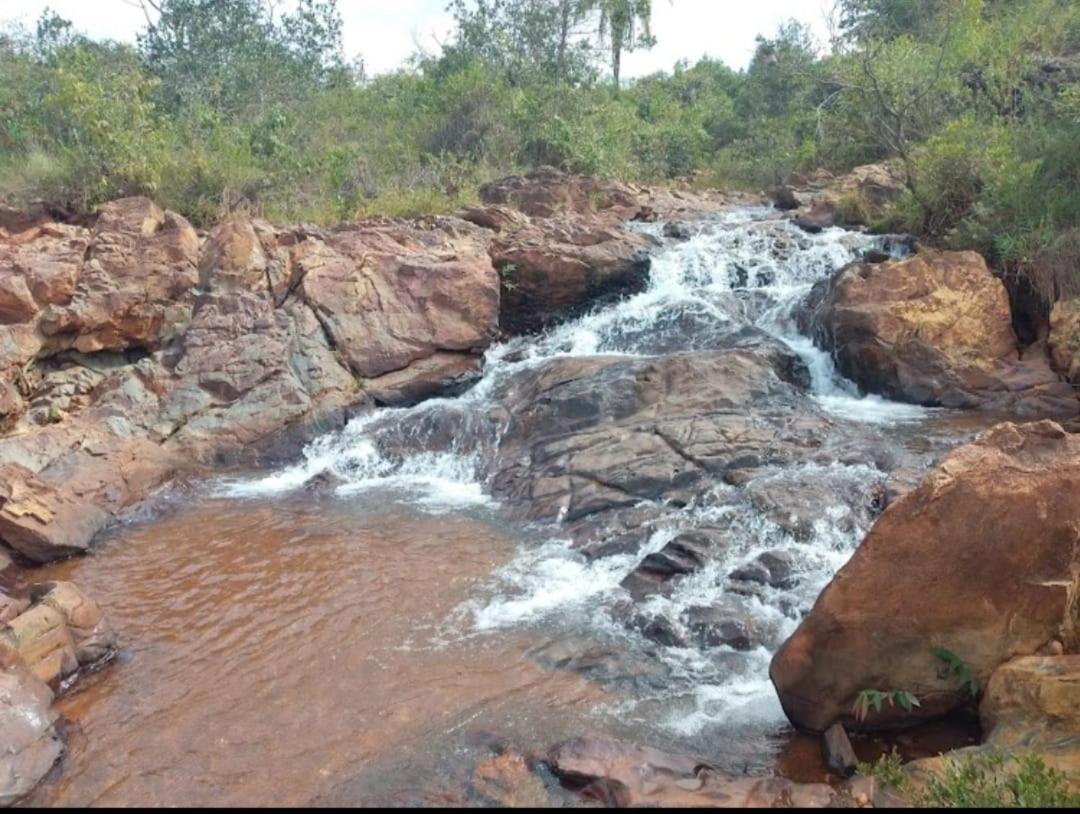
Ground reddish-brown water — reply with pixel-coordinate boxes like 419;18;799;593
26;493;615;806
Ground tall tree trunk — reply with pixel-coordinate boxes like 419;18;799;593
556;0;572;83
612;42;621;88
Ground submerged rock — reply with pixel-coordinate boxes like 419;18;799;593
771;421;1080;732
546;737;838;807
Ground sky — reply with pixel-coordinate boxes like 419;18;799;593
0;0;838;77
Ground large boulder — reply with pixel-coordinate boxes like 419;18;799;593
487;347;826;524
0;464;108;563
293;222;499;378
489;219;651;334
802;251;1078;416
771;421;1080;732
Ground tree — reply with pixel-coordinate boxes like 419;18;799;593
588;0;655;88
135;0;346;116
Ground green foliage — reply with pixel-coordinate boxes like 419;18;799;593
917;751;1080;808
852;688;921;722
0;0;1075;297
857;748;910;791
933;647;980;700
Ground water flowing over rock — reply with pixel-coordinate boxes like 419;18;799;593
771;420;1080;732
802;250;1079;416
545;737;838;807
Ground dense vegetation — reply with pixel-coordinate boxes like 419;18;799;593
0;0;1077;290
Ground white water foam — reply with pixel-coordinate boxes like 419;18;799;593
222;207;933;739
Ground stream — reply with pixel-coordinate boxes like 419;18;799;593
26;209;999;806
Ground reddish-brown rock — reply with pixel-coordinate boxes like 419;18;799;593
479;166;642;219
293;223;499;378
490;218;651;334
802;251;1078;416
771;421;1080;732
0;464;108;564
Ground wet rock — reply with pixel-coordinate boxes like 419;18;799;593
490;349;830;524
546;737;837;807
526;639;673;692
0;464;108;563
729;550;799;590
823;723;858;777
32;581;116;667
621;530;721;600
471;752;553;807
662;221;692;241
1;582;115;687
0;655;61;807
771;421;1080;732
491;220;651;335
363;352;483;407
627;611;688;648
802;251;1079;416
682;598;777;651
769;186;802;212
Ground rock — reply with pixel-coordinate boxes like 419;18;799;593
802;251;1078;416
546;737;837;807
771;421;1080;732
682;598;778;651
2;602;79;685
294;223;499;378
769;186;802;211
40;198;199;354
1049;299;1080;384
0;592;28;625
491;220;651;335
662;221;692;241
0;655;61;807
0;464;108;563
479;167;642;219
489;348;831;525
837;162;907;215
729;550;799;590
33;581;116;666
977;655;1080;783
823;723;858;777
471;752;552;807
198;217;268;292
793;200;839;234
363;352;483;407
621;530;721;600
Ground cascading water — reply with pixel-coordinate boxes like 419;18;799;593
220;208;936;753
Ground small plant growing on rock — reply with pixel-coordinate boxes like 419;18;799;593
856;748;909;792
498;262;519;291
916;752;1080;808
933;647;979;699
852;688;921;722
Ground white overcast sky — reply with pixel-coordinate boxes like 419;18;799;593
0;0;837;76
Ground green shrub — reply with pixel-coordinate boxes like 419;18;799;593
917;752;1080;808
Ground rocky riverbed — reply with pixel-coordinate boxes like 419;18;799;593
1;167;1078;806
